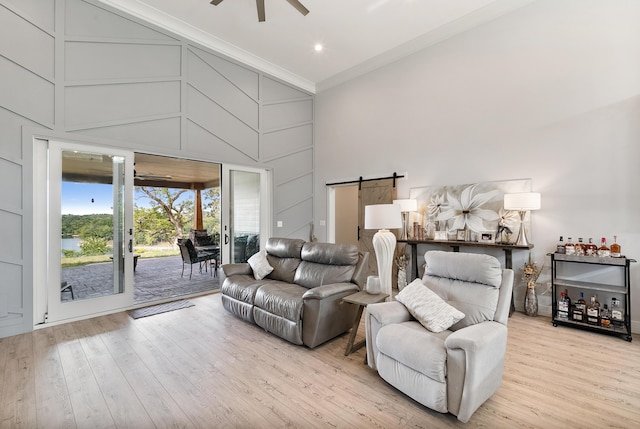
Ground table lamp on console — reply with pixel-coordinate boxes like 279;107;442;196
503;192;541;246
364;204;402;298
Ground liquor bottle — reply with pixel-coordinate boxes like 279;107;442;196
585;238;598;256
564;288;572;311
565;237;575;255
575;238;585;256
572;292;587;322
600;304;611;328
586;295;600;325
610;235;621;258
610;297;624;327
556;236;566;254
597;237;610;257
557;292;569;321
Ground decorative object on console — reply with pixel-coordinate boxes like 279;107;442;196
365;204;402;300
395;253;409;291
411;179;531;244
503;192;541;247
393;199;417;240
521;253;542;317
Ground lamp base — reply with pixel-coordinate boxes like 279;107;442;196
372;229;396;300
515;210;530;247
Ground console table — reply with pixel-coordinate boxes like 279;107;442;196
397;239;533;315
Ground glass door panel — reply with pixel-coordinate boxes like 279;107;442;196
221;165;271;265
47;141;134;323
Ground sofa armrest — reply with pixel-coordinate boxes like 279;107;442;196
365;301;412;370
444;321;508;422
221;263;252;277
302;282;359;300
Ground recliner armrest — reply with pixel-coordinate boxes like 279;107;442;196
302;283;359;300
365;301;413;370
221;263;252;277
444;321;508;423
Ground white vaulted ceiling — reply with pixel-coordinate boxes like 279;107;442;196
99;0;535;93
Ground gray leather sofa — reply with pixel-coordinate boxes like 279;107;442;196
221;237;370;348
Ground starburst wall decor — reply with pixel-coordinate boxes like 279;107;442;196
409;179;532;244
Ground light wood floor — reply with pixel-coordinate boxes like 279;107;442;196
1;293;639;429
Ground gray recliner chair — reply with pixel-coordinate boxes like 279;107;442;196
365;250;514;423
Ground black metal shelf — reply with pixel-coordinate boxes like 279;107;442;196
549;252;634;342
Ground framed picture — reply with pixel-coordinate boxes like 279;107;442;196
456;229;466;241
434;231;448;241
479;231;495;244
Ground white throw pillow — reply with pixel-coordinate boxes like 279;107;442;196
395;279;465;333
247;251;274;280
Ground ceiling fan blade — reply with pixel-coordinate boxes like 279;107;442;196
256;0;265;22
210;0;223;5
285;0;309;16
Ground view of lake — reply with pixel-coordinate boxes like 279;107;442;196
61;237;82;252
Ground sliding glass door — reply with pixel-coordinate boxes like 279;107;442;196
221;165;271;265
46;141;134;323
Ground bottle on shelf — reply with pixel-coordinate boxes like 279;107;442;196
564;288;572;311
597;237;610;257
610;297;624;327
556;236;566;254
610;235;621;258
600;304;611;328
585;238;598;256
575;238;585;256
565;237;575;255
557;291;569;321
572;292;587;322
586;295;600;325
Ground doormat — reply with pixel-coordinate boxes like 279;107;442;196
128;300;194;319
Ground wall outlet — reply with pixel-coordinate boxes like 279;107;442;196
319;220;326;226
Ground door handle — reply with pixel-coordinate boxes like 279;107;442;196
357;226;361;241
128;239;133;253
225;234;229;245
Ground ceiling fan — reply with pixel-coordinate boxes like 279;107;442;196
209;0;309;22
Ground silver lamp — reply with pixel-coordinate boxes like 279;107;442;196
393;199;418;240
365;204;402;297
503;192;541;246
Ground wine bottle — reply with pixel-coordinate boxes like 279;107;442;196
557;292;569;321
585;238;598;257
575;238;585;256
556;236;565;254
586;295;600;325
610;297;624;327
572;292;586;322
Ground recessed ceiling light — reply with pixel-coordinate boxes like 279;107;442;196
314;44;323;52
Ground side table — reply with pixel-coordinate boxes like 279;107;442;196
342;291;389;359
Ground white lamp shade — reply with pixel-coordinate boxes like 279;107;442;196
364;204;402;230
503;192;541;211
393;199;418;213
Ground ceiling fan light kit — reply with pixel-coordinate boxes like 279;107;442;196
210;0;309;22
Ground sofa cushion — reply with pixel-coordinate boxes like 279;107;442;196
221;275;265;304
265;238;304;283
377;321;450;383
300;242;359;265
424;251;502;287
294;242;358;288
395;279;465;333
248;250;273;280
254;282;307;321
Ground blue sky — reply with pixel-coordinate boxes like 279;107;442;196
62;182;195;215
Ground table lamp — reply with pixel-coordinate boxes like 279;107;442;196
365;204;402;297
393;199;418;240
503;192;541;246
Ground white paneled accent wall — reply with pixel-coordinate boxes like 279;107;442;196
0;0;313;337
